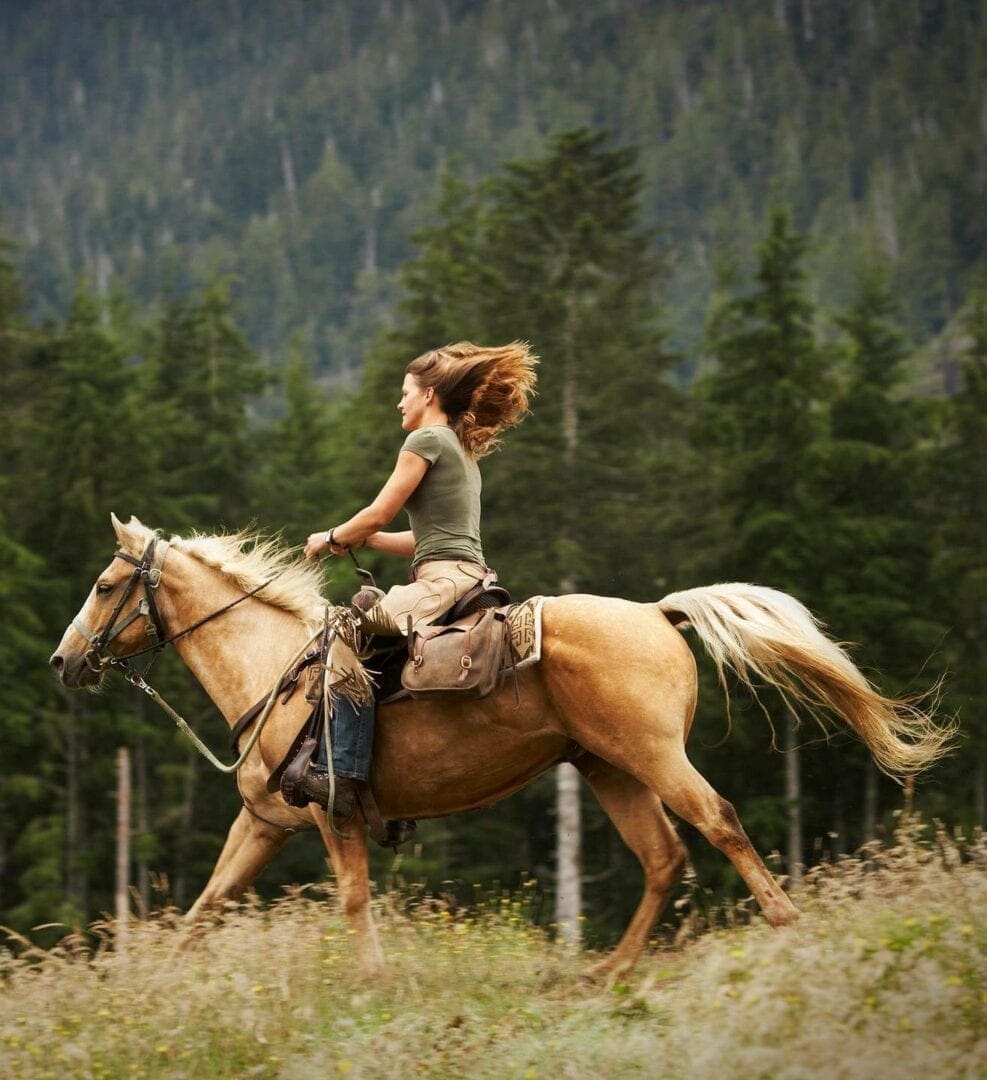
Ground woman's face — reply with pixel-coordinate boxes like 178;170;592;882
398;373;432;431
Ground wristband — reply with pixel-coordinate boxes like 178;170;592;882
325;530;334;549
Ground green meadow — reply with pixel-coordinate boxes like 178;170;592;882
2;823;983;1080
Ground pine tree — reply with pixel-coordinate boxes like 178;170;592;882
697;208;828;884
141;278;266;529
811;267;946;843
328;129;679;943
935;292;987;826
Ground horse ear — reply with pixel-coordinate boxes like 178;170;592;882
110;513;144;546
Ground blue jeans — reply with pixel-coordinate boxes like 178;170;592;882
314;695;375;781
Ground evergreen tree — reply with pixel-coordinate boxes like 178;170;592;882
253;331;337;543
935;293;987;826
141;278;266;529
327;129;679;943
697;208;828;884
811;268;945;845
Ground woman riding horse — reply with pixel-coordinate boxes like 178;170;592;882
296;341;537;821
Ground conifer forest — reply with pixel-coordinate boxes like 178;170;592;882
0;0;985;951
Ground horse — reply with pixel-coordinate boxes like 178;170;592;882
50;514;953;979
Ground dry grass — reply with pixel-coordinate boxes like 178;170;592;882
1;822;984;1079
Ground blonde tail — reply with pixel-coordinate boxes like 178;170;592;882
657;583;956;779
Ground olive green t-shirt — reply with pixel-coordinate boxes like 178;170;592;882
402;425;485;567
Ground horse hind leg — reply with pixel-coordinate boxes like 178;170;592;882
576;754;688;982
646;743;799;928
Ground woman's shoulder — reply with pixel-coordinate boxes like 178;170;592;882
402;424;456;463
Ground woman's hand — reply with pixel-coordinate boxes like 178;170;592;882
304;530;346;560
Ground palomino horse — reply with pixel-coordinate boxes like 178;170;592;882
51;515;951;979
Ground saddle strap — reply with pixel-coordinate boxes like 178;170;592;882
230;648;321;753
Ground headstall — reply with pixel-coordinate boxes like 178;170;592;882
73;537;170;678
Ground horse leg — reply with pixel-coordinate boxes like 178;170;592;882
642;742;799;928
576;754;688;982
314;813;386;978
185;807;289;923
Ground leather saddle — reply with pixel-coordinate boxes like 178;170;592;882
371;577;513;703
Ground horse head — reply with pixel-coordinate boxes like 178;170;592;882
50;513;169;689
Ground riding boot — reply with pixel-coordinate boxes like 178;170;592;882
297;768;360;820
281;737;360;819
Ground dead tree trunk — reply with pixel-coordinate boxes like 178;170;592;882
555;287;583;946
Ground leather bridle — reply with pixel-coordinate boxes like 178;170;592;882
73;535;282;682
73;537;170;675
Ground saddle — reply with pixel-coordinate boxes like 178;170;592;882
369;576;516;703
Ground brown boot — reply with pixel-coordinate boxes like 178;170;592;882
301;771;360;820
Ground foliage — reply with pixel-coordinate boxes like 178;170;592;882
0;1;984;372
0;115;981;947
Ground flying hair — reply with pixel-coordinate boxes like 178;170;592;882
406;341;538;458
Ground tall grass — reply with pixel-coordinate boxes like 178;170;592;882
1;821;983;1079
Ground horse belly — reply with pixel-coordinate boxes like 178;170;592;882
370;676;566;818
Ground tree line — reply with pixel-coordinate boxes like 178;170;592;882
0;130;983;946
2;0;984;378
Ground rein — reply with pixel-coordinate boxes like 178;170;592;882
77;535;304;775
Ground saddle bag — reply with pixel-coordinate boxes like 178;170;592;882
401;608;509;700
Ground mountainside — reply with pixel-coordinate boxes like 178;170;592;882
1;0;984;372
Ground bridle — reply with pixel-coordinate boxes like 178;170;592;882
73;535;284;684
73;537;171;677
70;533;357;835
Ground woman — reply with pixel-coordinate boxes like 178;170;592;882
298;341;537;821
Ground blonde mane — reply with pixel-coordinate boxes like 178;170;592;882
112;515;328;630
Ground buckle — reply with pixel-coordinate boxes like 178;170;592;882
460;655;472;670
145;568;162;588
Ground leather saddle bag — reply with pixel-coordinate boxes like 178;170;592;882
401;608;509;699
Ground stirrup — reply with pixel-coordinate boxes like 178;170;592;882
281;737;318;808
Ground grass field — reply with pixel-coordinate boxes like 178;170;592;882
1;822;984;1079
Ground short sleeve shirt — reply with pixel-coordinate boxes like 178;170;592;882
402;425;485;567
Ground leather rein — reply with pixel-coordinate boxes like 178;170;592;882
73;535;320;775
74;536;281;683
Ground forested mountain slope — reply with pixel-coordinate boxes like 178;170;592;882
1;0;984;373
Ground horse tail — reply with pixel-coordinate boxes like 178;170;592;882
657;583;956;780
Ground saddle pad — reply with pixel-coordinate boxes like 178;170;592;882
506;596;546;669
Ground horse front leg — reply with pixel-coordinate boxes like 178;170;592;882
314;810;386;978
185;806;289;924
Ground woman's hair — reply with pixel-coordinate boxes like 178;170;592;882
406;341;538;458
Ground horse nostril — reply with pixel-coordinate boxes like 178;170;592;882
50;652;64;672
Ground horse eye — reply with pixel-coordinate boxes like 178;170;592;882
96;582;114;595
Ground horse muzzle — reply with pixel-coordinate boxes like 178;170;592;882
49;647;103;689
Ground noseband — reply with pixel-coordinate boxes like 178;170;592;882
73;537;170;674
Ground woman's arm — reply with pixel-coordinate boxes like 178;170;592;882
304;450;429;558
366;530;416;557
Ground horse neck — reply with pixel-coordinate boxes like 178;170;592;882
161;551;314;726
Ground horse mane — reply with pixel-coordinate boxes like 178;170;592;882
113;515;328;630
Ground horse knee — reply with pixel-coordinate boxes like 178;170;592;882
341;886;371;921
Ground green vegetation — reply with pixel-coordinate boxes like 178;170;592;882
0;1;984;952
0;826;982;1078
0;1;984;369
1;118;985;944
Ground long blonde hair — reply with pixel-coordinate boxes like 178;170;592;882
406;341;538;458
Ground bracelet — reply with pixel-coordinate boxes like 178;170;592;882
325;530;334;548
